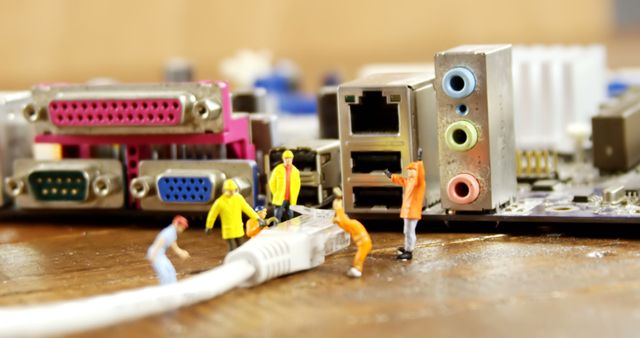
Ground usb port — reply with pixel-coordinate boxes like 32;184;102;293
351;151;402;174
353;186;402;209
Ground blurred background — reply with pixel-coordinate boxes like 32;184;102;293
0;0;638;91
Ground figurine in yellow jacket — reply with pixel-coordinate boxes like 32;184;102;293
332;187;372;278
269;150;301;222
205;179;263;252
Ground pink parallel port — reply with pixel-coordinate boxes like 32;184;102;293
49;99;183;127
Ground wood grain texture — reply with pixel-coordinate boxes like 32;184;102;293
1;220;640;338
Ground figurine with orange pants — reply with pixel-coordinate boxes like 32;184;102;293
385;148;425;261
269;150;301;222
245;206;279;238
332;187;372;278
146;215;190;285
205;179;264;252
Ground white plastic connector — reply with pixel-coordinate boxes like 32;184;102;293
225;210;350;286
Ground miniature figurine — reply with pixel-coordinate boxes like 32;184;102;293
245;206;279;238
205;179;264;252
269;149;301;222
332;187;372;278
385;148;425;261
146;215;190;285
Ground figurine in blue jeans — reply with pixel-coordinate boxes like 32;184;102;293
146;215;190;284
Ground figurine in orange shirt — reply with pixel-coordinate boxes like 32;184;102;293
385;148;425;261
332;187;372;278
245;206;279;238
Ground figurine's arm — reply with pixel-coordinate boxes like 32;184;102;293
385;168;406;187
268;166;278;194
390;174;407;187
205;200;221;232
416;160;425;186
290;168;301;204
170;242;190;259
332;208;349;232
240;198;265;226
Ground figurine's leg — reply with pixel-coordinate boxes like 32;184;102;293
153;255;176;284
226;237;242;252
274;205;284;222
279;200;291;221
163;258;177;284
285;204;294;220
353;238;372;272
404;219;418;252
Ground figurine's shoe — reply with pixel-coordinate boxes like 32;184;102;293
346;267;362;278
396;251;413;261
397;247;406;254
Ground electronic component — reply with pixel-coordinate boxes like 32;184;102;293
603;185;625;204
516;149;558;181
317;86;338;139
592;88;640;172
0;91;34;206
0;170;3;207
24;81;228;135
512;45;606;152
164;58;194;82
129;160;257;212
232;88;268;113
572;195;591;203
249;113;278;196
267;140;340;207
531;179;561;192
435;45;516;212
250;113;279;163
4;159;124;209
337;72;440;215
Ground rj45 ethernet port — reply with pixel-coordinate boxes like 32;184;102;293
348;91;399;134
353;186;403;209
351;151;402;174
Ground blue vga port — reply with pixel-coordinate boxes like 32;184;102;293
130;160;258;212
157;175;214;203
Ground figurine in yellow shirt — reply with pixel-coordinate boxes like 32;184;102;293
205;179;263;252
269;150;301;222
332;187;372;278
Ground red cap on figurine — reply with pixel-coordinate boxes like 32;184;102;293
173;215;189;228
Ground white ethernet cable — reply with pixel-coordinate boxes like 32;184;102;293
0;208;348;338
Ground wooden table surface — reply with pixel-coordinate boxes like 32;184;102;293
1;218;640;338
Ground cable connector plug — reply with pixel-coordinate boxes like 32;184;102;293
224;207;349;286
